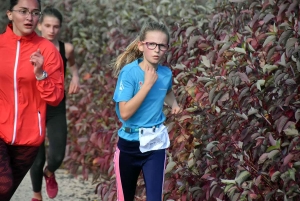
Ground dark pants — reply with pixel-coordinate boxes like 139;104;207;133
30;111;67;192
114;137;166;201
0;138;39;201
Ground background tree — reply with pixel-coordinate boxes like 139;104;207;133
0;1;9;32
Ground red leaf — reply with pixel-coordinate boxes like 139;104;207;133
250;193;258;199
269;166;276;177
275;116;289;133
83;73;92;80
268;133;276;146
255;175;262;186
283;153;294;166
181;193;187;201
93;157;104;166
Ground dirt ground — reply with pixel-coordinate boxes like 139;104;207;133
11;169;101;201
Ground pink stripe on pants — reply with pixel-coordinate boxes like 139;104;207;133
114;147;124;201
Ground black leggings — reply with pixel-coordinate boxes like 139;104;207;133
30;112;67;192
0;138;39;201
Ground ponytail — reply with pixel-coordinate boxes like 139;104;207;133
112;20;170;78
112;38;142;78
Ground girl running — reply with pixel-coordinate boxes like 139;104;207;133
113;21;180;201
29;6;80;201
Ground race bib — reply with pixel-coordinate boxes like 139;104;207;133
139;124;170;153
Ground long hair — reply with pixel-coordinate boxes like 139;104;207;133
112;21;170;78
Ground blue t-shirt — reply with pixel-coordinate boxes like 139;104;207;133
113;58;172;141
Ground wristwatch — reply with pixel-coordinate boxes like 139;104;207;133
36;71;48;81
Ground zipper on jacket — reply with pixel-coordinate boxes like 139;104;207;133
11;40;20;145
38;111;42;136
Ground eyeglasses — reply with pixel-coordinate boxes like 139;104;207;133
142;42;169;51
11;9;41;17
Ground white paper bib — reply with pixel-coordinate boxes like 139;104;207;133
139;124;170;153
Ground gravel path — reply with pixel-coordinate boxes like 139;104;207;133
11;169;101;201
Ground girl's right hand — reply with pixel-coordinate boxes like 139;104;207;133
30;49;44;77
144;65;158;87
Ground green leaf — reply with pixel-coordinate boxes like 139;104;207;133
224;184;235;193
186;26;197;37
263;14;275;24
238;72;250;83
231;193;240;201
286;38;297;51
206;153;213;159
279;29;293;44
235;171;250;186
262;64;278;73
277;53;286;67
232;47;246;54
248;107;258;116
288;168;296;181
268;150;280;159
190;186;201;192
173;63;186;70
188;152;195;168
218;42;231;56
271;171;280;182
159;0;171;5
266;144;280;152
179;115;192;121
256;80;265;91
285;79;296;85
295;109;300;122
294;162;300;167
236;113;248;120
205;141;219;151
229;0;246;2
258;154;268;165
204;81;214;88
188;35;201;51
201;56;211;67
273;23;278;33
197;76;211;83
226;61;236;66
276;116;289;133
215;106;221;113
274;73;286;86
165;161;176;173
263;35;276;47
209;86;217;104
247;43;255;52
185;107;198;112
221;179;236;184
283;127;299;136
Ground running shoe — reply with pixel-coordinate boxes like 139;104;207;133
43;167;58;198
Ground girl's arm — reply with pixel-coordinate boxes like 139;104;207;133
119;65;157;121
65;43;80;94
164;90;181;114
35;47;64;106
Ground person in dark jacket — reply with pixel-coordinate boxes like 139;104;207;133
30;6;80;201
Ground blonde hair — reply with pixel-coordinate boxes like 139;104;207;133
112;21;170;77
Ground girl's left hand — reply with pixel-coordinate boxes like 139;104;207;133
172;105;182;114
30;49;44;77
68;75;80;94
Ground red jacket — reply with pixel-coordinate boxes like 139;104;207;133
0;24;64;146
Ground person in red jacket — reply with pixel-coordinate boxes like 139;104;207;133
0;0;64;200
